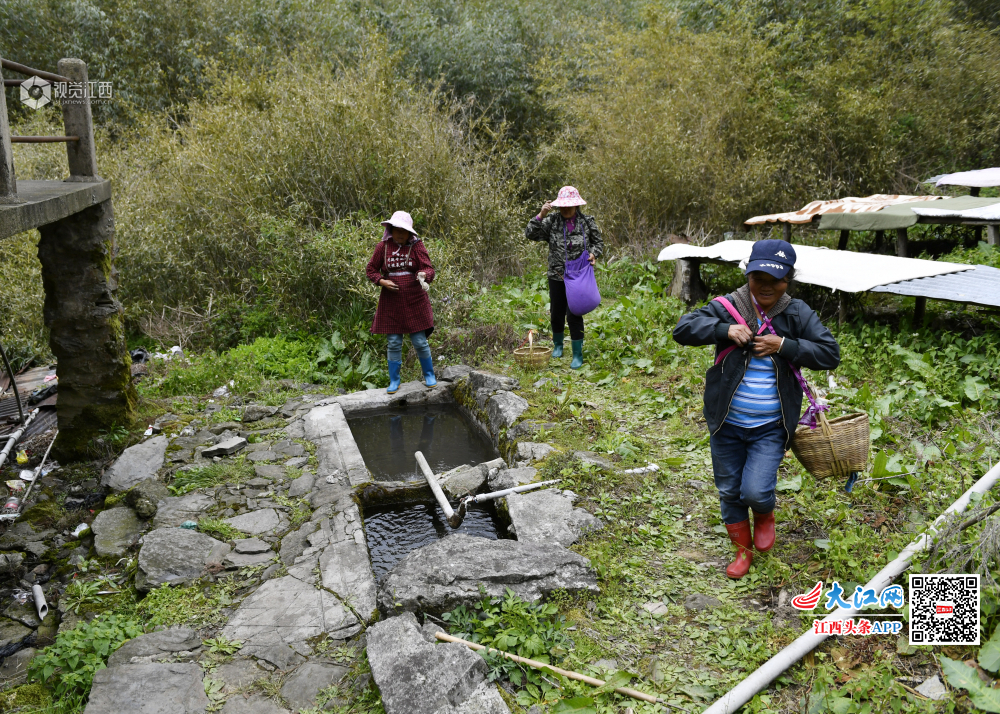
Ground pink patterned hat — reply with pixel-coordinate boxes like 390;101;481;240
381;210;418;237
551;185;587;207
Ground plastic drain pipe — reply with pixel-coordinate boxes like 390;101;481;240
0;408;39;471
703;460;1000;714
415;451;465;528
462;479;562;505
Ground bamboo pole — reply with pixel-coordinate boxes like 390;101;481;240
434;632;665;705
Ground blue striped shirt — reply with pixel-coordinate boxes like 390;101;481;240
725;324;782;427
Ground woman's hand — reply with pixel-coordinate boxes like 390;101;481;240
588;254;596;266
753;335;783;357
379;279;399;291
539;201;553;218
727;324;754;346
417;271;427;280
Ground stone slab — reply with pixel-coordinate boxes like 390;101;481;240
439;681;511;714
377;534;599;616
0;647;35;686
136;528;231;591
486;392;529;433
107;627;202;668
319;535;378;624
221;575;361;652
316;380;453;416
0;618;33;649
287;472;316;498
468;372;519;392
247;451;278;463
92;507;143;557
280;662;349;710
202;437;248;458
153;492;215;528
437;464;486;499
126;478;171;519
235;538;271;554
225;509;280;536
83;662;209;714
212;659;268;694
515;442;556;462
220;696;289;714
438;365;473;381
102;436;168;491
488;466;537;492
226;552;276;568
366;612;487;714
506;489;602;547
302;403;368;486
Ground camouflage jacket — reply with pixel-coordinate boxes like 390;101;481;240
525;211;605;280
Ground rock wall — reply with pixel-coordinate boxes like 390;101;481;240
37;198;136;459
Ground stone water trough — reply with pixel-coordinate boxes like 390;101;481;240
80;369;604;714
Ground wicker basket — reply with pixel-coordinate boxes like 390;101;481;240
791;411;870;479
513;332;552;370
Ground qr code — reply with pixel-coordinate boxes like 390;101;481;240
909;574;980;646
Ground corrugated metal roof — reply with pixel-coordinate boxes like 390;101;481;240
870;266;1000;308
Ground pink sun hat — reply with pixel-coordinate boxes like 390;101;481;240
381;210;418;237
551;185;587;207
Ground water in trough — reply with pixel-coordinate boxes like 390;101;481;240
350;404;508;581
348;404;498;482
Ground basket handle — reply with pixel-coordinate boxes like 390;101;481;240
812;389;850;478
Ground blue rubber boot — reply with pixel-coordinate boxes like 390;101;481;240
418;356;437;388
570;339;584;369
387;360;402;394
551;332;564;358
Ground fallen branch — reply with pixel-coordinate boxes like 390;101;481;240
434;631;667;706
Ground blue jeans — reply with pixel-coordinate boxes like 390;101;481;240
710;419;786;524
387;331;431;363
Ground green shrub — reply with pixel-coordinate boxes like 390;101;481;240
28;615;143;702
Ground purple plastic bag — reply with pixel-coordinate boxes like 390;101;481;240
564;250;602;316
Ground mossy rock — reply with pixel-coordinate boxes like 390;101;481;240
0;683;52;710
20;501;64;529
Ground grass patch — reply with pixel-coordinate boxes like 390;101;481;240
197;518;246;542
137;579;239;628
169;457;254;495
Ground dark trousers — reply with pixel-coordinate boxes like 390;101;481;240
549;278;584;340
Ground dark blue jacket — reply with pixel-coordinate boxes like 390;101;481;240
672;295;841;448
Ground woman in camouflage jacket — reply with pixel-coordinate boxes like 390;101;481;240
525;186;604;369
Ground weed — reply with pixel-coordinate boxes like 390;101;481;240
169;458;254;495
61;580;102;615
137;580;238;628
197;519;246;542
28;615;143;701
203;637;242;656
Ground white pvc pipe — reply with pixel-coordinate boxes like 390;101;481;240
466;479;562;504
704;460;1000;714
0;408;38;471
32;584;48;620
415;451;460;526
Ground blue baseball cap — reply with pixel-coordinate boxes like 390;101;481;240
745;239;796;279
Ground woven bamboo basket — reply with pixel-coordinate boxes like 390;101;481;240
513;332;552;370
791;410;870;479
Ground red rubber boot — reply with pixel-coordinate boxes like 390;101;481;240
752;510;775;552
725;520;753;579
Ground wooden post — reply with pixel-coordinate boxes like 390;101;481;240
970;187;981;197
838;292;846;326
669;259;706;306
0;60;16;201
874;230;885;253
913;297;926;326
56;58;99;180
895;228;908;258
988;225;999;247
837;230;849;251
974;226;983;245
782;223;791;242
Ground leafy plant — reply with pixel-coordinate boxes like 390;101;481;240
62;580;102;615
203;637;242;655
28;615;143;700
443;588;573;706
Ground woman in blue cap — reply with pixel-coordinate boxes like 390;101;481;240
673;240;840;579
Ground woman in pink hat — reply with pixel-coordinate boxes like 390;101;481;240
525;186;604;368
365;211;437;393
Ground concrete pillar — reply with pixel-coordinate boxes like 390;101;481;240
37;199;136;459
0;61;16;201
988;225;999;247
669;259;706;306
57;59;99;181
